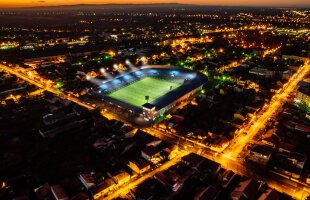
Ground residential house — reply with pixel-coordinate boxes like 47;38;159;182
113;171;131;185
120;124;137;138
221;170;236;188
128;161;150;175
296;87;310;106
193;186;218;200
249;67;274;78
230;178;259;200
210;136;229;152
258;189;279;200
34;183;68;200
272;152;307;179
278;142;295;153
248;145;274;167
70;193;89;200
261;129;280;148
90;179;116;200
79;173;96;190
141;146;161;163
51;185;69;200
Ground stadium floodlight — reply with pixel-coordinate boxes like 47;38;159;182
125;59;138;71
187;74;196;80
125;59;131;65
113;63;126;75
86;74;106;86
100;68;106;74
100;68;113;79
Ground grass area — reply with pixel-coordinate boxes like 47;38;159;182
107;77;181;107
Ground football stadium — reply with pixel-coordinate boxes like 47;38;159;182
89;65;208;121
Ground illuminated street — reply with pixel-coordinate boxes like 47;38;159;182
106;151;189;200
0;63;95;110
219;60;310;199
223;60;309;159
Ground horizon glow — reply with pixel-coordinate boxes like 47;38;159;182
0;0;309;8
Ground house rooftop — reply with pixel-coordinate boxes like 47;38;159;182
34;182;50;200
297;86;310;96
90;178;115;195
51;185;68;200
70;193;89;200
113;171;130;184
279;142;295;152
250;145;274;156
142;146;161;157
258;189;279;200
194;186;218;200
181;153;204;166
230;178;259;200
196;157;221;175
130;160;150;169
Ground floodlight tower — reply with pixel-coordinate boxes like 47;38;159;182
125;59;138;71
113;63;125;74
100;68;113;79
85;75;104;86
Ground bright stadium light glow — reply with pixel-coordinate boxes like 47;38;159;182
100;68;106;74
94;79;102;85
125;59;138;71
112;63;126;74
100;69;113;79
123;74;133;80
86;76;105;86
170;70;179;76
187;74;196;80
134;70;143;76
150;69;158;74
112;79;121;84
125;59;131;65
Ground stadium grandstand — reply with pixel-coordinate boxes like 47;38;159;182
89;65;208;121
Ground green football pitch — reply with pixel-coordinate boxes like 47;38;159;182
107;77;181;107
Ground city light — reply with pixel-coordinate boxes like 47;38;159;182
56;81;64;88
